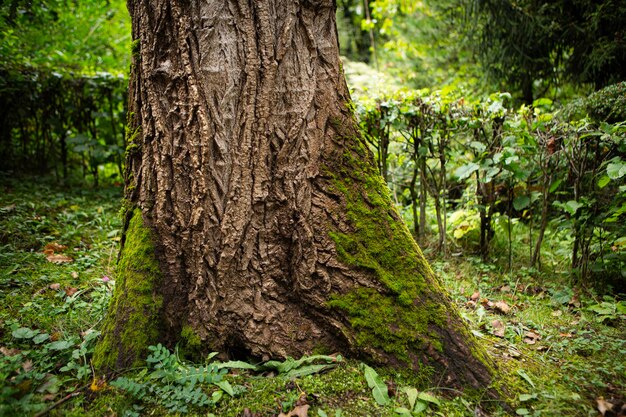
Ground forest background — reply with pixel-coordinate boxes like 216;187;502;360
0;1;624;416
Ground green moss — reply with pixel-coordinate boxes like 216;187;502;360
93;208;163;371
329;289;437;360
178;324;203;361
324;125;450;365
130;39;140;57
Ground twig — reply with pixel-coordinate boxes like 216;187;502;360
33;387;85;417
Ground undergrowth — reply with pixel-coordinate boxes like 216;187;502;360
0;176;624;417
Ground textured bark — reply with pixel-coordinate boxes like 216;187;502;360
100;0;497;393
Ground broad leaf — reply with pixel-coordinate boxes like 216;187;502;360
513;195;530;211
12;327;38;339
214;380;235;396
455;162;479;181
417;392;440;406
362;364;390;406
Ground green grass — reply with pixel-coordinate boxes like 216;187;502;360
0;176;624;417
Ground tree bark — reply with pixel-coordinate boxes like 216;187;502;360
95;0;496;394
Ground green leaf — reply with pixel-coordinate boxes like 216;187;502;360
405;387;418;410
598;175;611;189
48;340;74;351
455;162;480;181
607;161;626;179
517;369;535;389
513;195;530;211
362;364;390;406
318;410;328;417
12;327;38;339
216;360;258;370
214;380;235;397
413;401;428;414
33;333;50;344
519;393;537;402
549;179;562;193
516;408;530;415
558;200;583;215
394;407;412;416
283;364;335;378
417;392;440;406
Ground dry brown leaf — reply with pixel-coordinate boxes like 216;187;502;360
559;333;573;338
466;300;477;308
71;271;79;279
43;242;68;254
46;254;73;264
523;330;541;344
0;347;21;356
65;287;78;297
22;359;33;372
597;397;614;416
493;301;511;315
49;283;61;291
278;405;309;417
500;285;511;293
470;291;480;301
491;320;505;338
480;298;493;308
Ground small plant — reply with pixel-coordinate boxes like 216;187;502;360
110;344;230;413
111;345;342;414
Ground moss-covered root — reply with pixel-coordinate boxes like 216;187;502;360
93;208;163;373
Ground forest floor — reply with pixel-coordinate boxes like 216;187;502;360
0;176;624;417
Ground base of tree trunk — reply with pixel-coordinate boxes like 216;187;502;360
95;128;498;395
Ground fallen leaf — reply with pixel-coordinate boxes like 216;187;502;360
22;359;33;372
0;347;21;356
523;330;541;344
44;242;68;253
597;397;614;416
71;271;79;279
65;287;78;297
466;300;477;308
42;394;57;401
507;348;522;358
470;291;480;301
278;405;309;417
491;320;505;338
90;378;107;392
49;283;61;291
559;333;573;338
500;285;511;293
494;301;511;315
568;295;581;308
1;204;16;212
46;254;73;264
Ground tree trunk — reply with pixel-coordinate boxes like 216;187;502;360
95;0;496;394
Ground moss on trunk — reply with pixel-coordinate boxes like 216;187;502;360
322;120;496;391
93;208;163;372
